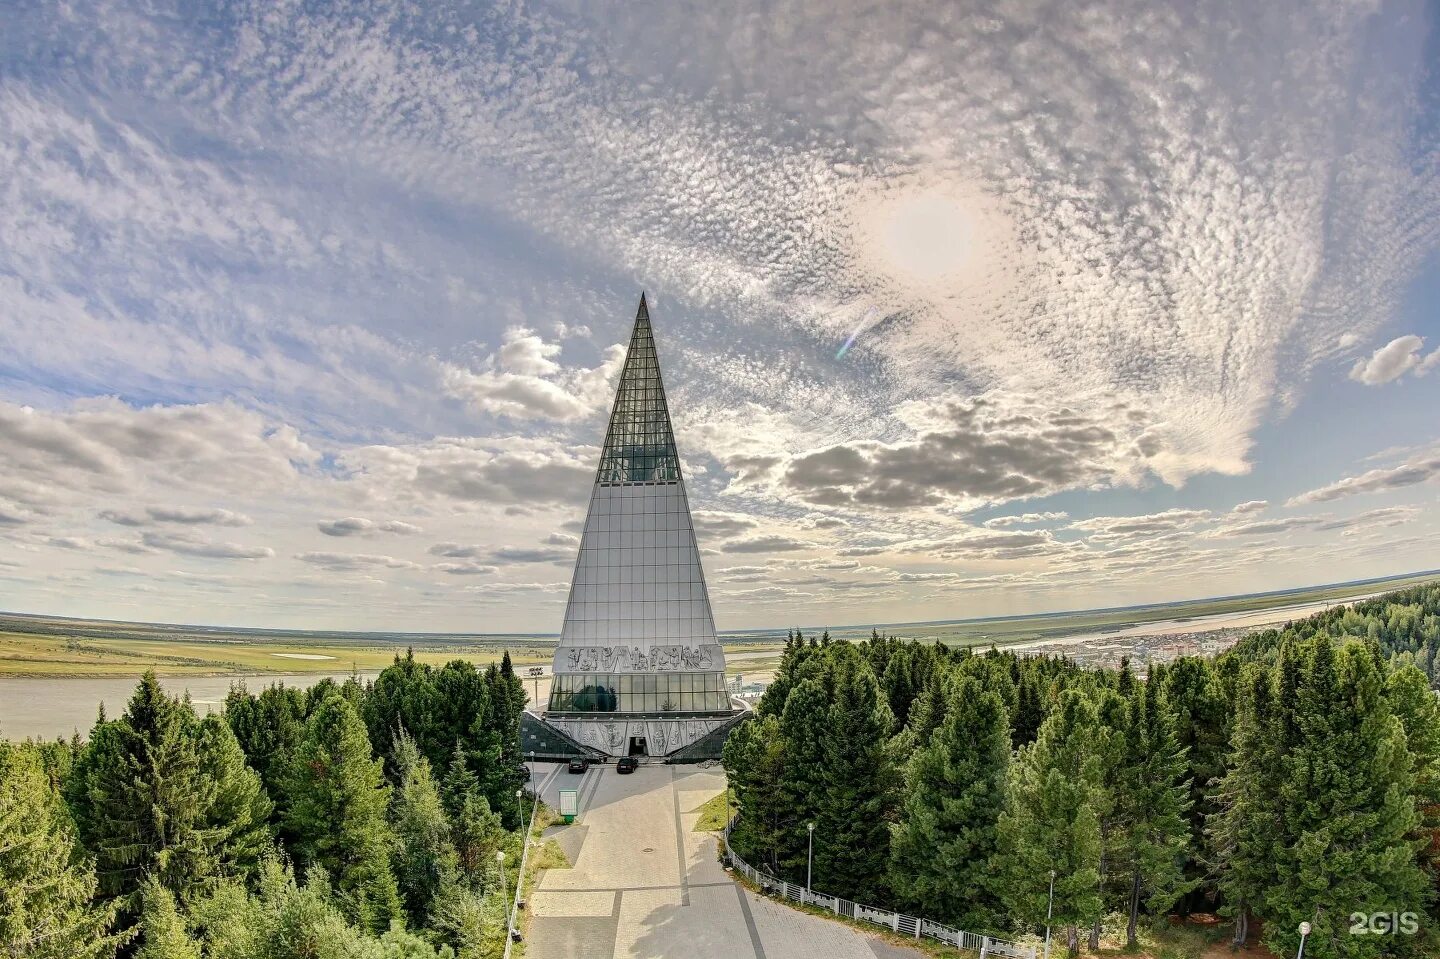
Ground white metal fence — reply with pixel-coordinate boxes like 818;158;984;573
722;822;1036;959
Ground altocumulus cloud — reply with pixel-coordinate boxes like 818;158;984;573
0;0;1437;629
317;517;423;537
779;392;1145;510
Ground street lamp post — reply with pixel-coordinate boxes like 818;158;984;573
517;788;528;838
497;850;508;900
1296;921;1311;959
1043;869;1056;959
806;822;815;893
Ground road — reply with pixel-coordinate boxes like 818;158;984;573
523;761;921;959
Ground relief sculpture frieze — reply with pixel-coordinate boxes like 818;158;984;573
562;643;719;672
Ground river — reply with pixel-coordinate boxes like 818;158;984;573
0;672;380;741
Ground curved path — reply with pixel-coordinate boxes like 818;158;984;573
523;762;921;959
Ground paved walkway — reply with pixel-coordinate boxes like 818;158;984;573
523;761;922;959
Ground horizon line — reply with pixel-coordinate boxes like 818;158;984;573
3;567;1435;643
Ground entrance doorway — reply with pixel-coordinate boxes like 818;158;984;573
628;736;647;756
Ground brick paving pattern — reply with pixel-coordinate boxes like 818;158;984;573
524;762;923;959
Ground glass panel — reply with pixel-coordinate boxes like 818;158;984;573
594;302;683;485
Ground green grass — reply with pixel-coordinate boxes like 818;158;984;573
692;790;736;832
0;629;552;677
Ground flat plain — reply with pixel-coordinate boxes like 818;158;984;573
3;569;1432;678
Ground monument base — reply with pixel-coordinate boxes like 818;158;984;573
522;707;749;762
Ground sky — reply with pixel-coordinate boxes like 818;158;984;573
1;0;1439;633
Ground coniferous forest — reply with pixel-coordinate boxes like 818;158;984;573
1;651;529;959
724;583;1440;959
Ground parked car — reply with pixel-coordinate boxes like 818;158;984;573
616;755;638;774
567;757;588;774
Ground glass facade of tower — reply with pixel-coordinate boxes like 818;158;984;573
547;296;730;719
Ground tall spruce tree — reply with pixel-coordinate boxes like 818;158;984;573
1211;662;1281;948
280;691;403;934
721;714;791;875
1263;639;1429;959
1117;681;1193;947
441;744;505;887
0;739;122;959
776;675;832;880
1385;663;1440;889
389;728;458;923
67;672;271;916
1086;689;1127;950
812;653;897;904
997;690;1106;957
888;674;1009;931
1159;656;1230;908
136;879;200;959
223;681;306;802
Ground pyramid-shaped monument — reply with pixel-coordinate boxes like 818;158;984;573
537;295;741;759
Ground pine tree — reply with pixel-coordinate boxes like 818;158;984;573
813;653;897;904
136;879;201;959
1159;656;1230;907
223;681;306;801
1385;663;1440;887
1011;674;1045;749
776;676;832;880
1117;682;1193;947
722;714;791;875
67;672;271;916
997;691;1106;957
1262;639;1430;959
0;739;122;958
1086;689;1127;950
390;727;458;923
281;690;403;934
1209;663;1279;947
196;714;274;879
757;632;813;718
889;674;1009;931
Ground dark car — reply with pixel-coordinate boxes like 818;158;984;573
567;757;589;774
616;756;638;774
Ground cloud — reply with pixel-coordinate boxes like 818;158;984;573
1070;510;1211;538
1;0;1437;630
432;561;499;576
95;536;156;555
101;506;252;527
442;329;625;423
779;392;1148;510
903;529;1069;561
429;543;484;558
692;511;758;539
294;551;420;571
349;439;594;508
1287;455;1440;505
1230;500;1269;515
1348;335;1440;385
721;535;814;554
143;530;274;560
428;540;569;564
317;517;421;537
488;546;571;564
0;399;315;515
47;535;90;550
983;511;1069;529
1315;507;1418;532
1209;517;1325;537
